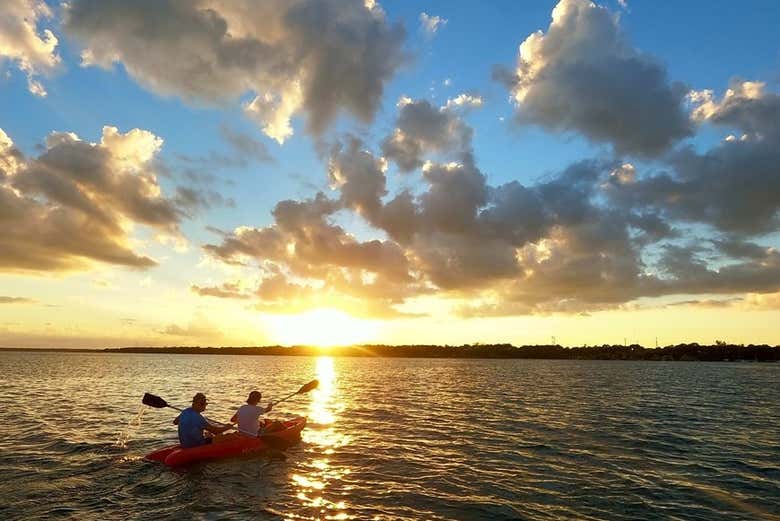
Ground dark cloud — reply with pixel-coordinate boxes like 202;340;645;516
656;245;780;296
202;74;780;317
712;238;773;260
605;135;780;236
13;128;181;230
381;98;473;172
191;282;250;299
666;298;743;308
0;126;188;273
176;151;250;172
0;296;36;304
174;186;235;214
219;125;273;163
498;0;692;157
328;137;387;221
64;0;405;142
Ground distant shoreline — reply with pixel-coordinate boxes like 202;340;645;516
1;344;779;361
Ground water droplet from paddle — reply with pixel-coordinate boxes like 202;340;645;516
114;405;146;449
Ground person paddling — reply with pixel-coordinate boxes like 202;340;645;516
173;392;233;448
231;390;273;436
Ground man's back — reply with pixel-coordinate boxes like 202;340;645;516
177;407;208;448
236;404;263;436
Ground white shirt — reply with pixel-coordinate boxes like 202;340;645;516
235;404;263;436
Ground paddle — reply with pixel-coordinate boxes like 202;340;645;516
142;393;182;412
270;379;319;407
141;393;228;427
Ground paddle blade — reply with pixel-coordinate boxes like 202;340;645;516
297;379;319;394
142;393;170;409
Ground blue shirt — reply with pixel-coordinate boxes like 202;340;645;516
177;407;209;448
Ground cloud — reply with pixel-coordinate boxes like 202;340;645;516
159;321;223;339
381;98;473;171
64;0;405;142
191;282;250;299
328;136;387;221
203;85;780;318
0;126;187;273
0;129;24;178
174;185;235;214
743;291;780;310
0;0;60;96
498;0;692;156
419;12;447;36
0;296;36;304
689;79;780;138
605;88;780;235
200;188;421;317
666;298;743;309
443;93;483;111
655;245;780;296
712;238;773;260
219;125;273;163
0;330;144;348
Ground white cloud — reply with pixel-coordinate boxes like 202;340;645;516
419;12;447;36
244;82;303;144
0;0;60;96
443;93;484;111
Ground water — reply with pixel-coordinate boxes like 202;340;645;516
0;351;778;520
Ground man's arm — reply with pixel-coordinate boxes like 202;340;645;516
264;402;273;413
204;423;233;435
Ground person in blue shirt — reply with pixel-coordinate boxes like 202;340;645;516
173;392;233;448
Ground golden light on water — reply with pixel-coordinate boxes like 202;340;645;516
310;356;336;425
266;308;380;347
291;356;353;520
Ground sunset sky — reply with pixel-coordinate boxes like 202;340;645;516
2;0;780;348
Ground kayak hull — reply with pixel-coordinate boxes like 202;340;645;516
145;416;306;466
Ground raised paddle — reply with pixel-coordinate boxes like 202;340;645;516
142;380;318;411
270;379;319;407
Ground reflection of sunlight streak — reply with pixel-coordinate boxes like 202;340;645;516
310;356;335;425
292;474;325;490
289;356;354;520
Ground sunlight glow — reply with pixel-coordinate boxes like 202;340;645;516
290;356;353;519
266;308;379;347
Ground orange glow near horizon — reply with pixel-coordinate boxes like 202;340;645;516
266;308;380;347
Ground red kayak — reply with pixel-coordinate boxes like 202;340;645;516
145;416;307;466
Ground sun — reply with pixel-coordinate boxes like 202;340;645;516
266;308;380;347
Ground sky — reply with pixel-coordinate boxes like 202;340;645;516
1;0;780;348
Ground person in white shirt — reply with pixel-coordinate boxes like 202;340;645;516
230;390;273;436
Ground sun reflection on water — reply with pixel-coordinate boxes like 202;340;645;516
291;356;353;520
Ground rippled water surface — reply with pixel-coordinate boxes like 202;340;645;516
0;352;778;520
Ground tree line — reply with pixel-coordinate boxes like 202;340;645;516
106;343;780;361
